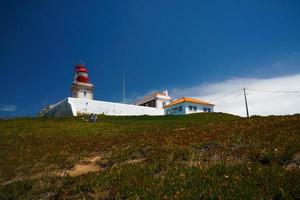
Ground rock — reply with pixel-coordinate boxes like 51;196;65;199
285;152;300;171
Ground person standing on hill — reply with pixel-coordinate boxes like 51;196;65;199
89;113;94;122
93;114;97;122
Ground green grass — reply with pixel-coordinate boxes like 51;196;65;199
0;113;300;199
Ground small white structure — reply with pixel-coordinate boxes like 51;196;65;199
164;97;214;115
135;90;171;109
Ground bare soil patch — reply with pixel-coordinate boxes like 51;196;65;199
62;154;105;177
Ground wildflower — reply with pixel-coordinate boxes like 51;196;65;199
247;167;252;173
174;191;180;199
180;173;185;179
224;175;228;179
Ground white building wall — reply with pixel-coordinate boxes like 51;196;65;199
184;102;214;114
135;92;171;109
41;98;75;117
42;97;164;117
69;98;164;116
156;98;171;109
77;90;93;100
164;102;214;115
164;102;186;115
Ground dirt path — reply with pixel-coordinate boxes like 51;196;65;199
61;155;105;177
61;153;145;177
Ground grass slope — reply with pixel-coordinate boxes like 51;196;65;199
0;113;299;199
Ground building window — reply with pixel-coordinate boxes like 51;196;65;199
207;108;211;112
193;106;197;111
189;106;193;111
162;102;166;107
179;106;182;112
84;91;87;96
203;108;207;112
174;107;178;113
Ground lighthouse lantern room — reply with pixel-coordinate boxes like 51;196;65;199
71;63;94;100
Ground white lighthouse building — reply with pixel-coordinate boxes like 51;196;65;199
71;64;94;100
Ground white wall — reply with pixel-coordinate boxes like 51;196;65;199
164;102;186;115
77;90;93;100
41;98;75;117
156;98;171;109
42;97;164;117
135;92;171;108
184;102;214;114
69;98;164;116
164;102;214;115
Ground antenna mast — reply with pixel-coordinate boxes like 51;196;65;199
122;71;125;103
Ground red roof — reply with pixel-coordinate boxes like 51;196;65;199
76;67;88;73
74;64;88;73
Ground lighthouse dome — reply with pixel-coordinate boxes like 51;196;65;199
74;63;90;83
75;64;88;72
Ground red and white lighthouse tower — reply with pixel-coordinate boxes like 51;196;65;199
71;63;94;100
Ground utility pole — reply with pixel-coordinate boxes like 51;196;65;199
243;87;249;118
122;71;125;103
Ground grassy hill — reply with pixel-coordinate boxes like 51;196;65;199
0;113;299;199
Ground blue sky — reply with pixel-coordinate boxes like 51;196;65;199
1;0;300;116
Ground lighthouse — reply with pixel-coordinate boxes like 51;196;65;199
71;63;94;100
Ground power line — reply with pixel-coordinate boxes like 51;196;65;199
242;87;300;117
207;87;300;103
245;88;300;94
209;89;242;102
